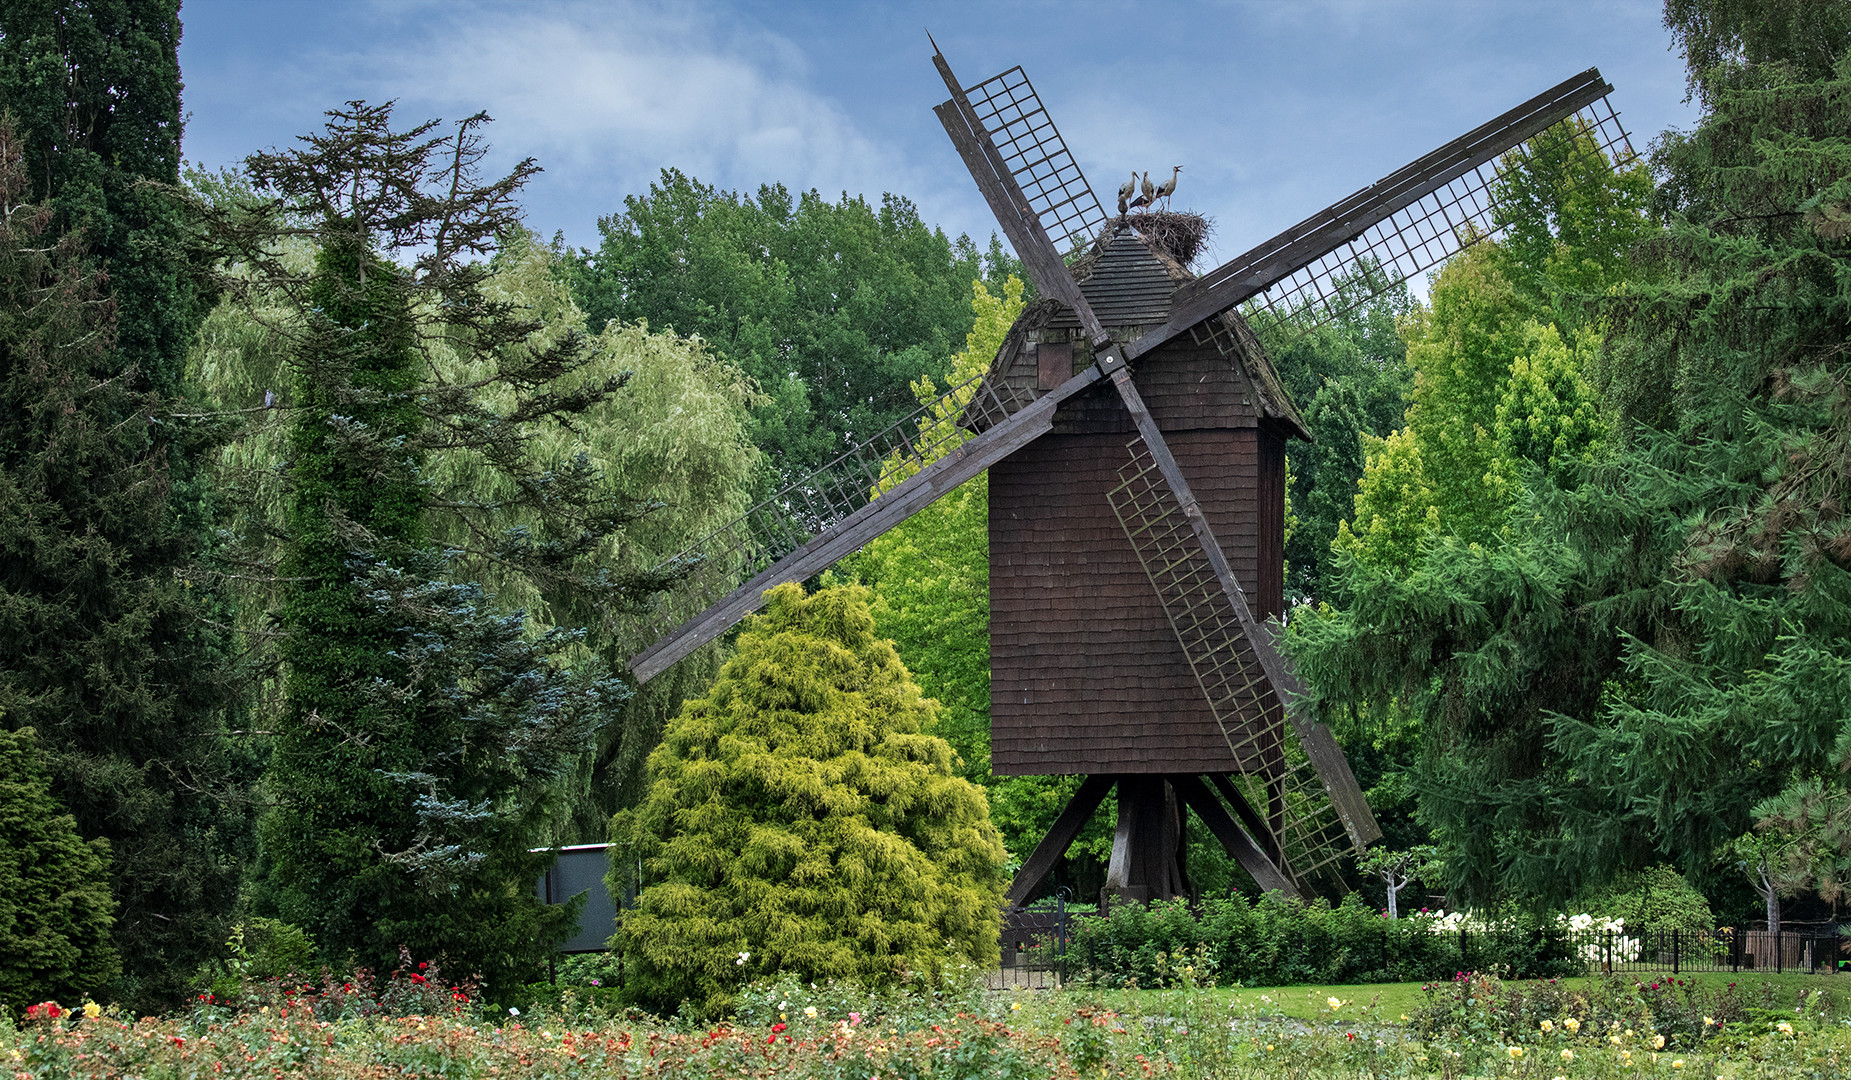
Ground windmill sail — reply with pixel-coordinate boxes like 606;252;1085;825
956;64;1108;253
627;363;1102;681
1124;68;1634;361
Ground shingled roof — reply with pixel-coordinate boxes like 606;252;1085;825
981;222;1310;440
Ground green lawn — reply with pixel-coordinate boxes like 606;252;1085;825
1074;970;1850;1025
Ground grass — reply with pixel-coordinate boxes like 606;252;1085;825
1076;970;1851;1025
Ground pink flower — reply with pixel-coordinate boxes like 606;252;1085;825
849;1012;861;1027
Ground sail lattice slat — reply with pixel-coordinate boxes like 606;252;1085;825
1108;437;1354;887
961;65;1107;253
1197;94;1635;355
631;370;1039;653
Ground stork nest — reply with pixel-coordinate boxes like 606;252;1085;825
1122;210;1211;269
1068;210;1212;280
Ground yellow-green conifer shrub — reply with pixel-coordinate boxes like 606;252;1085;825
610;584;1005;1017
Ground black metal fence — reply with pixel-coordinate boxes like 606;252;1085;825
994;904;1073;989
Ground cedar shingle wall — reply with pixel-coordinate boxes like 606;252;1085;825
989;355;1286;775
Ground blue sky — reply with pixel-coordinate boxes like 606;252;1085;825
179;1;1697;268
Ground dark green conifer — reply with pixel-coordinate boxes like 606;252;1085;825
220;103;648;990
0;94;240;1009
0;726;117;1013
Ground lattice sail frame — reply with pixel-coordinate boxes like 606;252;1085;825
960;65;1109;254
629;371;1040;647
1196;95;1636;355
1108;437;1355;887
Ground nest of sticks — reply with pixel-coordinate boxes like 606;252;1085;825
1124;209;1211;269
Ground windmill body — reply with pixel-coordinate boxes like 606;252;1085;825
624;43;1637;913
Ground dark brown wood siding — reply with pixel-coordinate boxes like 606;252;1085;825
989;419;1285;776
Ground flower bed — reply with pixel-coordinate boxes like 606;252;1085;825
11;966;1851;1078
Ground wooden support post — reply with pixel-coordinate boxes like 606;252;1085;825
1004;774;1115;908
1171;775;1299;898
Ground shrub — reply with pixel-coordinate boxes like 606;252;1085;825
191;918;319;1003
1572;864;1714;934
610;584;1007;1017
0;726;118;1013
1067;893;1581;987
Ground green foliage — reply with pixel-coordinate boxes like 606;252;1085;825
569;169;1019;484
1264;270;1415;604
0;0;212;397
188;226;761;844
838;277;1113;878
1296;10;1851;912
209;102;654;991
190;918;318;1003
1571;865;1715;935
1067;895;1581;988
0;726;117;1014
610;584;1007;1018
0;115;244;1010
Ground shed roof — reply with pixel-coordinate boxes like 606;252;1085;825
981;222;1310;441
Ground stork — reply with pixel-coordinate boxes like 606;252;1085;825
1127;170;1153;212
1155;165;1181;210
1117;171;1137;217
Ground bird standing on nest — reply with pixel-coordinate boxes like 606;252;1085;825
1155;165;1181;211
1140;171;1157;211
1127;170;1153;213
1117;171;1137;217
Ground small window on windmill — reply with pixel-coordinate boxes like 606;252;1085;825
1037;341;1072;390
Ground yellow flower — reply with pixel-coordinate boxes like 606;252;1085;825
1010;1002;1021;1012
1561;1049;1575;1061
1264;1044;1273;1052
804;1006;818;1019
82;1001;101;1020
1507;1046;1524;1060
1672;1061;1685;1070
1624;1028;1635;1038
1777;1021;1795;1035
1564;1017;1581;1034
1610;1035;1622;1045
1327;996;1343;1011
1540;1018;1553;1032
1703;1016;1714;1027
1652;1034;1665;1050
1621;1049;1632;1060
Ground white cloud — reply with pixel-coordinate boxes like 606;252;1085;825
365;2;907;228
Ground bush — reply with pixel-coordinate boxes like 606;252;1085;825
191;918;319;1003
1573;864;1714;934
610;584;1007;1017
0;727;118;1013
1067;893;1581;987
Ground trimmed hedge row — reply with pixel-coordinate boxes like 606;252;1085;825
1064;893;1583;987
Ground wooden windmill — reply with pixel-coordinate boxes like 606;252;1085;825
626;44;1635;907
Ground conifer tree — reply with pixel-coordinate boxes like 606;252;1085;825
0;99;240;1009
611;584;1006;1018
0;726;117;1013
209;103;656;988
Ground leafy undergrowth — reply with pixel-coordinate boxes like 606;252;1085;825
8;968;1851;1078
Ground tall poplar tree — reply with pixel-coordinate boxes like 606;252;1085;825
0;2;240;1008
